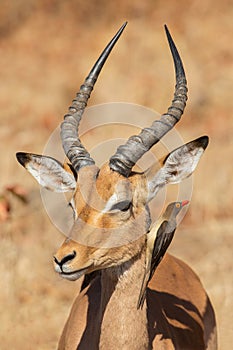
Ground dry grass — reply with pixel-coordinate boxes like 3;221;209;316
1;1;232;349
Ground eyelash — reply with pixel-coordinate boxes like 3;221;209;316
121;202;131;212
110;201;132;212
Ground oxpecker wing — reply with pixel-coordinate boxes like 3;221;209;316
138;200;189;309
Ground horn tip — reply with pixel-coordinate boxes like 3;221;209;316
164;24;175;50
164;24;171;39
118;21;128;35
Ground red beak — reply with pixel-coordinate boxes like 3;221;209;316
181;200;189;207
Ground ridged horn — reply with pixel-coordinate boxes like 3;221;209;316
109;25;188;177
61;22;127;172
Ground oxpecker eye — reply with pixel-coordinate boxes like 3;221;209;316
68;199;77;220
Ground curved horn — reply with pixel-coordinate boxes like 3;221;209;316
109;25;188;177
61;22;127;172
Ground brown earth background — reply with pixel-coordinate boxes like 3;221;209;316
0;1;232;349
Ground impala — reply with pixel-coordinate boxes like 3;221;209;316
16;23;217;349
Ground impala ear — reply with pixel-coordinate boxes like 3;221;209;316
16;152;76;192
146;136;209;201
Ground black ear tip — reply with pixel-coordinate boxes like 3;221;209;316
197;135;209;150
16;152;30;167
202;135;209;149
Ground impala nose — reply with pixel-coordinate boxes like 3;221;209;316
54;250;77;270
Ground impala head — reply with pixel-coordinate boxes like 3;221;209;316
16;23;208;281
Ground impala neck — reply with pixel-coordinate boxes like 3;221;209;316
99;241;149;350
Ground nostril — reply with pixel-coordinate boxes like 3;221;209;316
54;256;60;265
59;250;77;267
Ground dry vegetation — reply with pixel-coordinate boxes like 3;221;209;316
1;1;232;349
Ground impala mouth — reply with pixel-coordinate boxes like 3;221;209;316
59;266;91;281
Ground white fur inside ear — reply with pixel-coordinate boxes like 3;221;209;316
162;145;204;184
147;144;205;201
25;155;76;192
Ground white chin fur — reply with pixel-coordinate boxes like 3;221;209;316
60;270;87;281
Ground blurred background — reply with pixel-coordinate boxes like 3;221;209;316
0;1;232;349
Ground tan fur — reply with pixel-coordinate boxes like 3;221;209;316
53;164;217;350
16;25;216;348
57;253;217;350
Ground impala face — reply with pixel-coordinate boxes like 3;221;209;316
53;163;150;281
16;23;209;282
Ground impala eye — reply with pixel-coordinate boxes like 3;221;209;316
110;200;132;212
